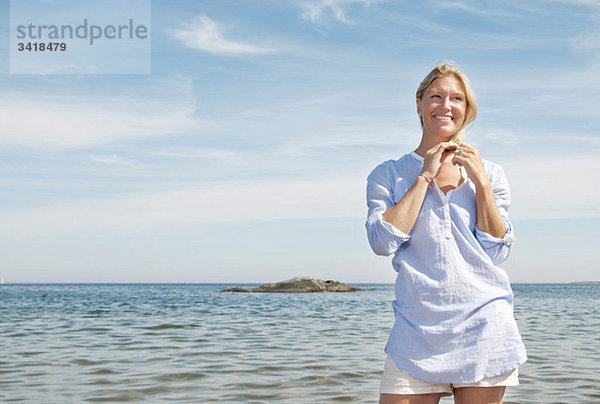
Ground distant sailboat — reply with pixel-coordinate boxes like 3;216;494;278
0;277;4;285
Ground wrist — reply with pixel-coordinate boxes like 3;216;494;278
418;174;433;184
473;175;492;191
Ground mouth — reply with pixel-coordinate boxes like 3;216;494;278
433;115;453;122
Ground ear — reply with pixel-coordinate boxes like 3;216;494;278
416;97;422;117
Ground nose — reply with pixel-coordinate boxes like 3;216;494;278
441;96;452;110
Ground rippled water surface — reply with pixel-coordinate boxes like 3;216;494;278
1;283;598;403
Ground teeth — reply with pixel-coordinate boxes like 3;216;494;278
434;116;452;121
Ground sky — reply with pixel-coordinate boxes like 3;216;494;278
0;0;599;283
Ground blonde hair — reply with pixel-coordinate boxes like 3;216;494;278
416;62;477;143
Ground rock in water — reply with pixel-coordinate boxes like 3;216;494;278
222;276;360;293
221;286;252;292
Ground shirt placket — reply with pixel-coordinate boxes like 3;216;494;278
433;186;452;239
442;194;452;239
443;201;451;239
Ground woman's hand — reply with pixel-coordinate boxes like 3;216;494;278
452;143;489;187
421;142;458;179
382;142;457;234
453;143;506;238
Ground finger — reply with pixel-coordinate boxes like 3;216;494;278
453;149;471;160
428;142;456;153
436;143;458;156
458;142;477;152
426;145;444;157
441;142;458;150
427;143;445;154
455;148;467;157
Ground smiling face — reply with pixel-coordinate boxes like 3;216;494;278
416;75;467;141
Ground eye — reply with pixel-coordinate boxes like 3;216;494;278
453;95;464;101
431;94;441;99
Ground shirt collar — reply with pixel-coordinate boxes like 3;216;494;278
409;150;468;181
410;151;424;162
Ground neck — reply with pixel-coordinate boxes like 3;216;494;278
415;130;458;157
414;130;453;156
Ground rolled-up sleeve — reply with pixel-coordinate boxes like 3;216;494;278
365;164;410;256
474;165;516;265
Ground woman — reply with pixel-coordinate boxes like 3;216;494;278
366;63;527;404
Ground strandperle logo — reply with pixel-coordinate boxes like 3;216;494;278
10;0;151;74
16;19;148;46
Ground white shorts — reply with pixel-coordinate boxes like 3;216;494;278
380;354;519;396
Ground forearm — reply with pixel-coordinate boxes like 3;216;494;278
382;175;430;234
475;181;506;238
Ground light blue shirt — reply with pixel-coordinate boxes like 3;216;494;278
366;151;527;383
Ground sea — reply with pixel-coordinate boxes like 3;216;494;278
1;283;598;403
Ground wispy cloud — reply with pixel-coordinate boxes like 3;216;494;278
0;177;366;239
3;152;598;243
409;31;567;51
505;155;600;220
300;0;371;23
168;15;273;55
542;0;600;7
90;154;140;168
146;147;247;163
438;1;492;15
436;1;522;18
0;93;207;150
470;128;521;147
